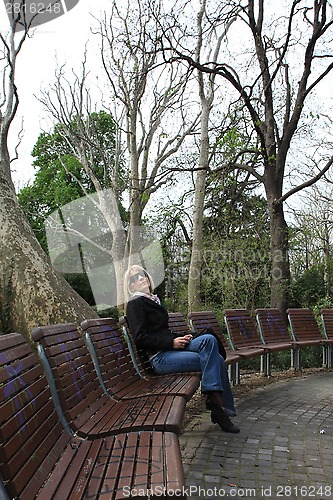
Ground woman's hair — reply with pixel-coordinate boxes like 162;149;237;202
123;264;155;304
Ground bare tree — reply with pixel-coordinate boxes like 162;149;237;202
188;0;240;311
98;0;200;260
0;6;96;337
166;0;333;314
37;57;128;307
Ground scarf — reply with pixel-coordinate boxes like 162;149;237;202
131;291;161;305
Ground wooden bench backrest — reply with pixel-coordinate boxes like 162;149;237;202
224;309;262;349
0;332;69;499
80;317;145;398
168;312;192;336
188;310;232;351
31;323;108;426
320;309;333;340
255;308;292;344
286;308;323;342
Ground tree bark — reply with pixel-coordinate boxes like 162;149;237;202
0;10;97;338
268;200;290;315
188;167;206;312
0;170;97;337
187;0;234;311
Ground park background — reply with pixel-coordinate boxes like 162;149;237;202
1;1;333;373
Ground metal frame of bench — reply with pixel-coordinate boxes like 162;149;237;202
0;333;187;499
31;323;186;437
320;309;333;368
188;310;241;385
80;317;200;402
287;308;332;370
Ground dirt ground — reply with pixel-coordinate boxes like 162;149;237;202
182;367;326;427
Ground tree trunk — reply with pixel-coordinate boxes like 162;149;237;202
323;221;331;298
268;199;290;316
0;171;97;338
188;168;206;312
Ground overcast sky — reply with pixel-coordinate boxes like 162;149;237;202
3;0;333;194
0;0;111;190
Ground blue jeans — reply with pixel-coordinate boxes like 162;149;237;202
150;334;235;414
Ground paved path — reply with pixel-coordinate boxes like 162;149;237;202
180;371;333;499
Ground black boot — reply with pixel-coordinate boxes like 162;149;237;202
211;411;240;433
205;392;236;417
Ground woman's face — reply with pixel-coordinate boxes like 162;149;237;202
129;269;150;295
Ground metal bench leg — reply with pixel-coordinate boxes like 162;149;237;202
228;363;240;386
260;354;267;376
326;345;332;368
322;345;327;368
228;365;233;384
266;352;271;377
235;362;240;385
291;347;300;371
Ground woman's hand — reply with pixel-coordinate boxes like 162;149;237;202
173;334;193;349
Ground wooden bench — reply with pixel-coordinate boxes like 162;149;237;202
223;309;267;374
255;308;297;374
0;332;187;499
31;323;186;438
287;308;332;369
188;310;241;384
320;309;333;368
80;317;200;402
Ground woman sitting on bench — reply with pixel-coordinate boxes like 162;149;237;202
124;264;240;434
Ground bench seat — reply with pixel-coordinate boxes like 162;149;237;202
255;308;296;373
223;309;266;364
320;309;333;367
119;314;201;394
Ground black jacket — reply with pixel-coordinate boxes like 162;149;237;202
126;295;178;353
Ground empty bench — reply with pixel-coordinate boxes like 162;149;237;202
287;308;333;369
0;332;186;499
223;309;267;375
